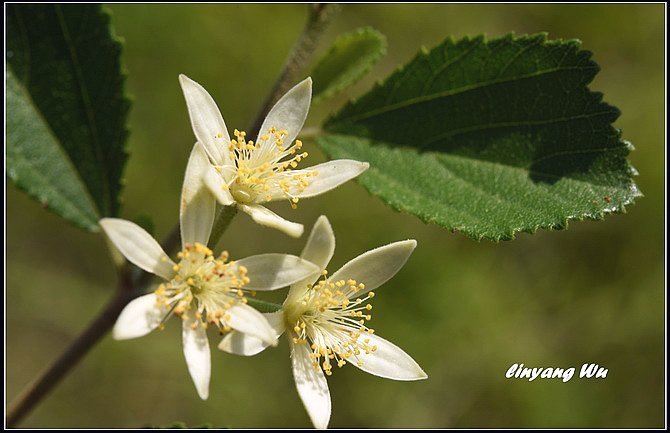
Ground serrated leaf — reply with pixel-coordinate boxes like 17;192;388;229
311;27;386;103
319;33;640;241
7;4;130;230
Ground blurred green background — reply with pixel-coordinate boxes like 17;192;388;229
6;4;665;428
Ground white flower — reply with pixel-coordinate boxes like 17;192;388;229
100;149;319;400
219;216;427;428
178;74;369;238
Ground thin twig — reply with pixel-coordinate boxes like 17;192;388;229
7;273;133;428
248;3;340;139
6;225;181;428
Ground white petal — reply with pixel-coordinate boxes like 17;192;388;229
182;318;211;400
298;215;335;270
202;164;235;206
257;77;311;148
112;293;165;340
291;339;331;429
237;204;304;238
178;74;229;167
180;142;216;247
226;304;278;345
100;218;175;280
292;160;369;198
286;216;335;304
350;334;427;381
330;240;417;298
218;311;285;356
235;254;319;291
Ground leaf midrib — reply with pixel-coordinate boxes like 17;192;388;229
330;64;596;126
418;111;618;149
55;5;109;215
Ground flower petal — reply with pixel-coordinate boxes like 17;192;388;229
291;339;331;429
286;216;335;304
178;74;229;167
330;240;417;298
180;142;216;247
292;160;369;198
257;77;311;148
226;303;278;345
350;333;427;381
235;254;319;291
112;293;165;340
182;318;211;400
218;311;285;356
237;203;304;238
202;164;235;206
100;218;175;280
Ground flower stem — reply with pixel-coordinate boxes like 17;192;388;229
207;205;238;249
248;3;340;139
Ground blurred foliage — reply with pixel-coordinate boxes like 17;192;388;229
310;26;387;102
6;4;664;428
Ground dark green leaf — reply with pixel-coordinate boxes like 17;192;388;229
319;33;640;241
311;27;386;102
7;70;100;231
7;4;130;229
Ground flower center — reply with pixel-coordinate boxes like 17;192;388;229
286;271;378;376
221;127;317;207
154;243;252;332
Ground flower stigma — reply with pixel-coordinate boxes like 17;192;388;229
154;243;251;333
217;127;317;208
285;270;378;376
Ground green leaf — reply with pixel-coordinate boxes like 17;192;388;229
311;27;387;103
7;4;130;230
7;70;100;231
319;33;640;241
246;298;283;314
